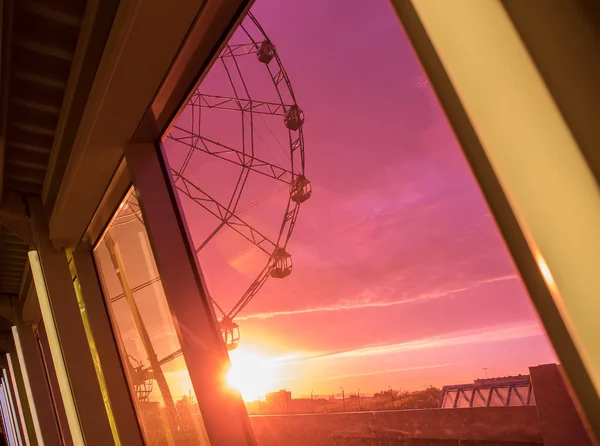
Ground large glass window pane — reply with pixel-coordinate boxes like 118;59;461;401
157;0;591;443
94;190;210;445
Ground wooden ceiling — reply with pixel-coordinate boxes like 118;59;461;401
2;0;85;198
0;0;117;308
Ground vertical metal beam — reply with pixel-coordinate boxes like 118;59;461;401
71;244;144;445
12;323;62;446
27;197;113;445
124;141;257;446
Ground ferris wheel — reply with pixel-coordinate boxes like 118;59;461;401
166;11;311;351
105;13;309;414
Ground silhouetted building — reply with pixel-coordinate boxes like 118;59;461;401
266;390;291;404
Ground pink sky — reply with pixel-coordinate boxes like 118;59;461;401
102;0;557;402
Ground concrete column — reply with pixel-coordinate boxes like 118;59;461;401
71;244;144;445
34;325;73;446
27;197;113;445
0;381;17;446
530;364;595;446
1;369;23;446
6;351;37;446
11;323;61;446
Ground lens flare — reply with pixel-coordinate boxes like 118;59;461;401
227;347;277;401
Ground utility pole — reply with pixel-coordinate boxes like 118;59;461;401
311;390;314;413
399;386;404;409
389;386;395;409
482;367;490;379
340;387;345;412
358;389;361;411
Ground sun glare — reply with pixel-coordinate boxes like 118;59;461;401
227;346;277;401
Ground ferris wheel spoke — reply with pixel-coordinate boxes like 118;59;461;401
277;203;300;248
172;172;277;256
196;221;227;253
225;165;251;217
190;93;289;116
219;42;258;58
168;127;293;183
228;263;273;318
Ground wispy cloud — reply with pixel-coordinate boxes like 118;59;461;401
305;321;542;362
323;362;463;381
273;321;541;386
237;274;518;320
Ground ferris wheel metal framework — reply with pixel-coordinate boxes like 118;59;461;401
166;11;311;351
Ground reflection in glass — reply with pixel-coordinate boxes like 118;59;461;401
94;190;209;445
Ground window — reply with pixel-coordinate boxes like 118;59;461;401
94;190;210;446
110;0;592;443
164;0;556;410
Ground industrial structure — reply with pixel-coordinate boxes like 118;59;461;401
439;375;535;408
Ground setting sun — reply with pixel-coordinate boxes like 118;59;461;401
227;346;278;401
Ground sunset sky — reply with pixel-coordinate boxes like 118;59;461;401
99;0;557;405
